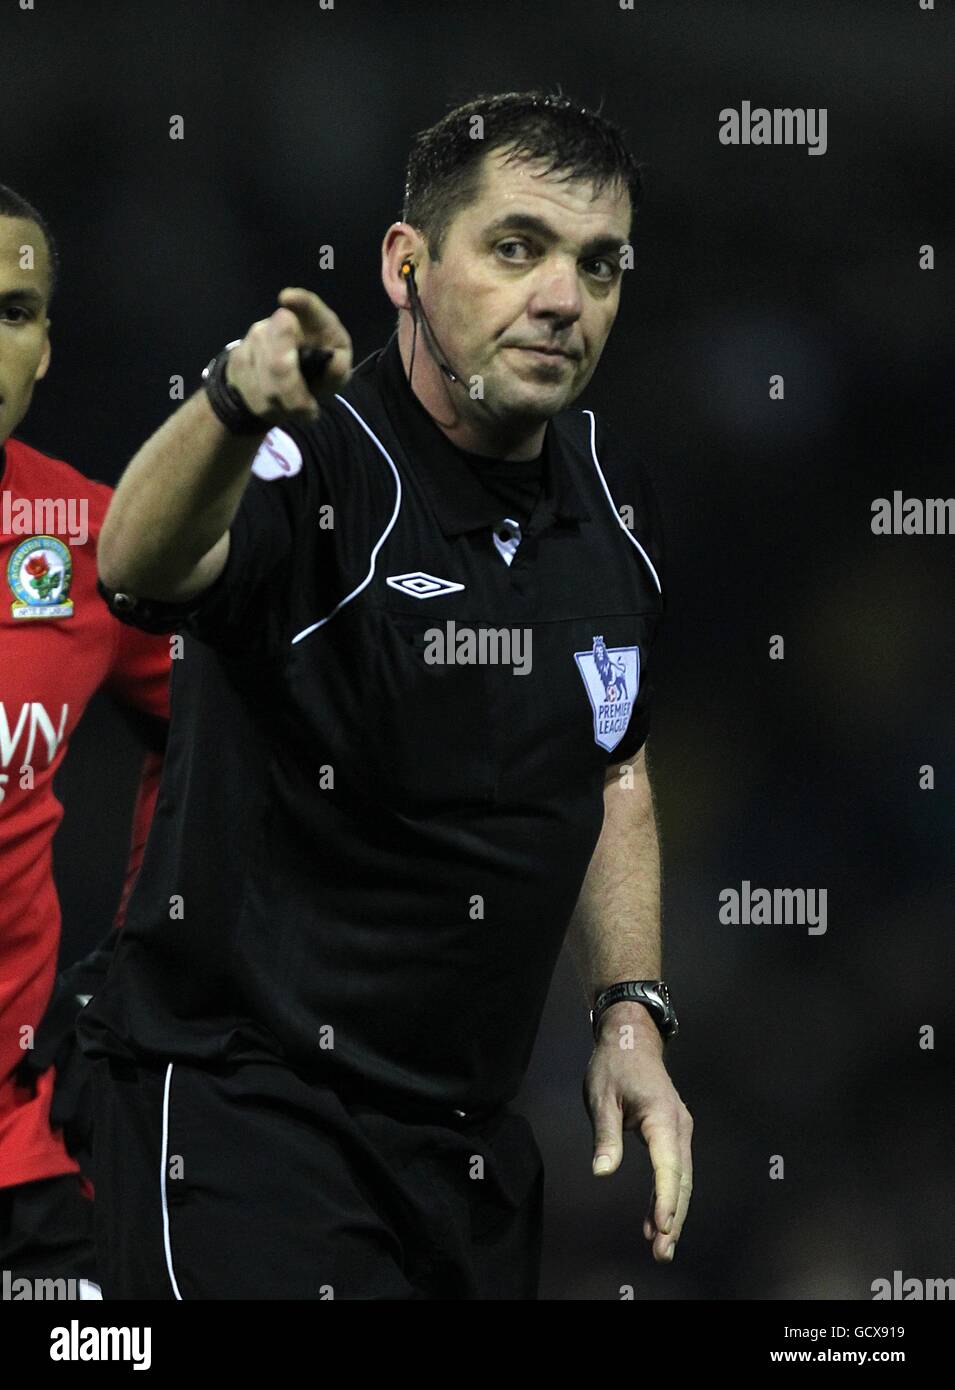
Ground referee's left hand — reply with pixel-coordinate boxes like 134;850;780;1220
584;1006;693;1263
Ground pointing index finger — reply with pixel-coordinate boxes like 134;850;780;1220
276;286;328;332
276;286;350;363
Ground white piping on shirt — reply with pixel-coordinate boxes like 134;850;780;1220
581;409;662;596
290;396;403;645
160;1062;184;1300
289;401;659;644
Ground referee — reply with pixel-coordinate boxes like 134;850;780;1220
80;90;693;1300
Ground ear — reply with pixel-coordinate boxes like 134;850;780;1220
35;320;52;381
381;222;422;311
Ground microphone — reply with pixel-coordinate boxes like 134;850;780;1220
297;345;334;391
401;259;465;386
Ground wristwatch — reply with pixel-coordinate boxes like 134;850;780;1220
590;980;679;1044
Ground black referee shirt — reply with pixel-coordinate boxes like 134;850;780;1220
79;330;666;1117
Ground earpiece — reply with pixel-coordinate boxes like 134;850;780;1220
400;255;462;388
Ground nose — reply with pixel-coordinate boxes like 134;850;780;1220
526;255;583;326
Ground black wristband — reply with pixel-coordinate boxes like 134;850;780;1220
201;342;271;436
95;576;207;634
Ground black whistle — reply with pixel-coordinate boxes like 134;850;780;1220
297;346;334;390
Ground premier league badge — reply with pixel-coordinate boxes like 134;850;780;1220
7;535;74;620
574;635;639;752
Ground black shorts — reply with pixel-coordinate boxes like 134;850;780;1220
0;1172;98;1287
90;1055;544;1300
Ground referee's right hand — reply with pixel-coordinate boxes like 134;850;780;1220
225;287;353;426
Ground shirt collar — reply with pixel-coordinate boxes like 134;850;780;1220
373;330;590;538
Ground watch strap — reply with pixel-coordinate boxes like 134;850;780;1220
201;341;271;436
590;979;678;1044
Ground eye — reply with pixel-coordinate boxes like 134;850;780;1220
583;257;619;282
496;239;532;262
2;305;32;323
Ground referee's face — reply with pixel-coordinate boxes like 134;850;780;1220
0;218;51;446
421;149;630;424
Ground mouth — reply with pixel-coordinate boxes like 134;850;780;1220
509;345;576;363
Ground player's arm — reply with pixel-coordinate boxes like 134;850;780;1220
565;744;694;1263
97;288;352;603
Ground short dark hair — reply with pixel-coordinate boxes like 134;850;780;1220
401;89;643;261
0;183;60;301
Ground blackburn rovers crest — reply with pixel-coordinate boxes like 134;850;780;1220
7;535;74;619
574;635;639;752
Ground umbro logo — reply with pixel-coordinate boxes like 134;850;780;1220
385;572;465;599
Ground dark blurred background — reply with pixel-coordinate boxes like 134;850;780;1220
3;0;952;1299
